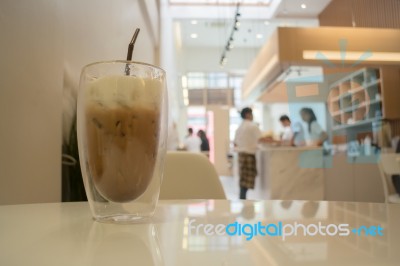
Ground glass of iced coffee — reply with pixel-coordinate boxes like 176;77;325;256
77;61;167;223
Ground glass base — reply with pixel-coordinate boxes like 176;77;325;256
94;214;151;224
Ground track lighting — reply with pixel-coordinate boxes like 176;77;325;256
219;3;240;66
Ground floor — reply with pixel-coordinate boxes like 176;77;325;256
219;176;266;200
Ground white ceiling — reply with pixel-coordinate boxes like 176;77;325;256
275;0;332;18
169;0;331;19
176;18;318;48
173;0;331;48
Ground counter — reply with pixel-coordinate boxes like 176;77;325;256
256;146;325;200
323;153;385;203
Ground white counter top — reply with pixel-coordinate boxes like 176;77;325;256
259;145;323;151
1;200;399;265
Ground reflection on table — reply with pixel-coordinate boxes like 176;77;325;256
1;200;399;266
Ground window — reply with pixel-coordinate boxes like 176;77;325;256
229;76;244;107
208;72;228;89
187;72;206;89
184;72;244;107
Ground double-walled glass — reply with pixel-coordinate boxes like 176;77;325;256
77;61;168;223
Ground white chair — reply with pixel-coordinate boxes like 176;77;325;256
159;151;226;200
378;153;400;203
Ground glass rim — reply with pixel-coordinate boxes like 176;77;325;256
82;60;166;75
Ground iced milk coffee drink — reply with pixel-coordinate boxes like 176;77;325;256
78;61;167;222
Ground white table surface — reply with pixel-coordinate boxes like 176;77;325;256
1;200;399;266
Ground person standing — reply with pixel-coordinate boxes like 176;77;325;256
300;108;328;146
234;107;263;200
279;115;305;146
184;127;201;152
197;130;210;152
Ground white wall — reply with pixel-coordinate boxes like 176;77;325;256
0;0;63;204
207;106;230;175
62;0;157;86
160;0;182;128
179;47;259;73
0;0;159;204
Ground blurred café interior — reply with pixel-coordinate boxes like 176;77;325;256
2;1;400;265
1;0;400;205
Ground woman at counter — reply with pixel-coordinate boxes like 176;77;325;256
300;108;328;146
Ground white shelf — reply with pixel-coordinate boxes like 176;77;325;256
332;118;381;131
328;68;383;131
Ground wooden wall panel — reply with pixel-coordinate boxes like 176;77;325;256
319;0;400;29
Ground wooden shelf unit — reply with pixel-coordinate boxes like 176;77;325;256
328;67;400;131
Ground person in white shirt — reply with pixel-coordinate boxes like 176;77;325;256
234;107;264;199
300;108;328;146
280;115;294;145
184;128;201;152
279;115;305;146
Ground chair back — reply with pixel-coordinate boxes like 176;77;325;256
378;153;400;202
159;151;226;200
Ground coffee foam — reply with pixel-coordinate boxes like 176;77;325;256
85;75;162;108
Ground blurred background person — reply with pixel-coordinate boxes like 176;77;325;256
279;115;305;146
197;130;210;153
300;108;328;146
264;115;305;147
234;107;264;200
279;115;294;145
184;127;201;152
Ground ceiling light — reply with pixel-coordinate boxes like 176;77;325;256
301;4;307;9
264;21;270;25
191;20;198;25
256;34;263;39
235;21;241;27
220;56;227;66
229;43;234;49
190;33;198;39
